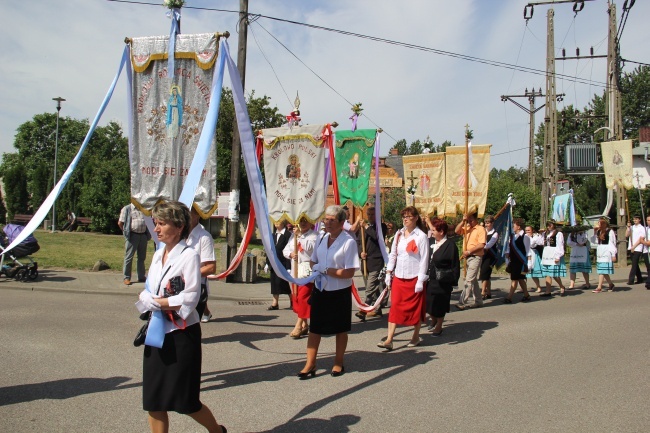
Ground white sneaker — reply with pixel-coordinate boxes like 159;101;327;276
200;313;212;323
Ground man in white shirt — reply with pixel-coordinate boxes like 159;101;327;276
627;215;649;285
186;207;216;322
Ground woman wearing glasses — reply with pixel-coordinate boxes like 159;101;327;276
378;206;429;350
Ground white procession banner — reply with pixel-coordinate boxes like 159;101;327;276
261;124;328;223
130;33;219;216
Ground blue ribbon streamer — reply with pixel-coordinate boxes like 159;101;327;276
178;44;226;207
372;132;389;264
143;279;165;348
167;8;180;80
224;41;315;287
1;47;129;256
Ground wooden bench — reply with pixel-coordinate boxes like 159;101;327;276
11;214;33;225
75;217;92;231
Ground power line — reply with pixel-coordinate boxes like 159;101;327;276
106;0;609;89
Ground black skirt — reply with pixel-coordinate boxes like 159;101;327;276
426;282;452;318
143;323;203;414
309;286;352;335
270;270;291;295
479;255;494;280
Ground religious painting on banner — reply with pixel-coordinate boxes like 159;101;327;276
402;153;445;216
261;124;328;224
601;140;633;189
130;33;220;216
335;129;377;208
444;144;491;217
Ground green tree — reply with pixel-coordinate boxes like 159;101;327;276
407;139;423;155
381;187;406;228
215;88;285;212
486;167;540;228
621;65;650;141
390;139;408;155
0;187;6;224
2;159;29;220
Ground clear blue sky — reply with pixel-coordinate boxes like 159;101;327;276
2;0;647;170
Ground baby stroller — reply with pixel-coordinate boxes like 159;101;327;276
0;224;39;281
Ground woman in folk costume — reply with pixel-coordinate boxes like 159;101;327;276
378;206;429;350
282;217;317;339
567;229;592;292
540;220;567;297
591;217;617;293
525;226;545;292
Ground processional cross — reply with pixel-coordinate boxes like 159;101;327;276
407;170;419;206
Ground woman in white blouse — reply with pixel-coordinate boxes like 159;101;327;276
378;206;429;350
591;217;617;292
283;217;317;339
297;205;360;379
137;201;225;433
541;220;567;297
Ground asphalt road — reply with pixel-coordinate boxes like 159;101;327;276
1;273;649;432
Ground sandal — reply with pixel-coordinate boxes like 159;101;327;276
522;295;531;302
560;287;567;297
289;330;302;339
592;287;603;293
608;284;615;292
539;292;553;297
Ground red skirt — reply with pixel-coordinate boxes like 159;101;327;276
388;276;425;326
292;283;313;319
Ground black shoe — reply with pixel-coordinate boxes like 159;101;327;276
627;281;635;285
331;366;345;377
539;292;553;297
297;366;316;380
354;311;366;322
267;304;279;310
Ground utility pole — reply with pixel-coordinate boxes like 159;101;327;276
500;88;545;188
523;0;592;226
540;8;558;228
226;0;249;282
605;1;627;265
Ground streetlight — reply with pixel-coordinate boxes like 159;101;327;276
52;97;65;233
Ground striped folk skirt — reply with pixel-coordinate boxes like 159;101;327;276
542;256;567;278
596;261;614;275
569;251;592;274
527;251;545;279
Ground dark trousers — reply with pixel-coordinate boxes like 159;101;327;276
628;251;650;283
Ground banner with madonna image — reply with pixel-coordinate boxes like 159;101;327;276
261;124;328;224
601;140;633;190
335;129;377;208
444;144;491;217
130;33;220;216
402;153;445;216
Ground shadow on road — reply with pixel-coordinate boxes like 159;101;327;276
0;376;137;406
254;414;361;433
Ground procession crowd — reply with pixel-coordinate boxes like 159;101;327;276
131;200;647;433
